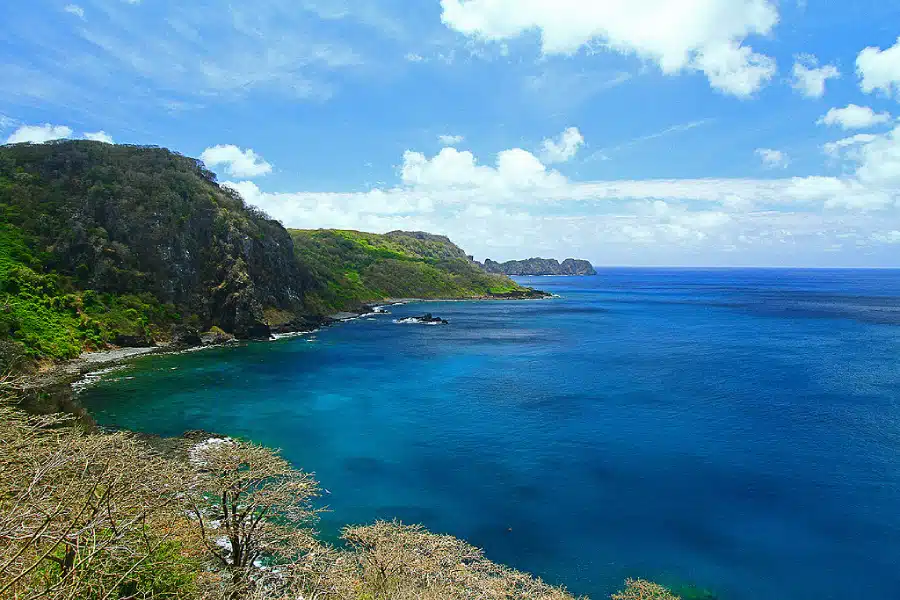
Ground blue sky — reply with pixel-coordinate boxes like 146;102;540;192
3;0;900;266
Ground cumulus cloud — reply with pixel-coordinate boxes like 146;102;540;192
438;134;464;146
400;146;567;191
218;133;900;265
791;54;839;98
439;0;779;96
852;125;900;185
84;131;113;143
540;127;585;164
756;148;789;169
64;4;85;19
818;104;892;130
857;37;900;98
200;145;272;178
4;124;73;144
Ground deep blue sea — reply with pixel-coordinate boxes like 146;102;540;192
79;269;900;600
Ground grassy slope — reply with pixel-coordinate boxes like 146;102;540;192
290;229;532;313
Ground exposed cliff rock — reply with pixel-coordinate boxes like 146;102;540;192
481;257;596;276
0;141;313;348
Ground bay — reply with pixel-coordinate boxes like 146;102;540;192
79;269;900;600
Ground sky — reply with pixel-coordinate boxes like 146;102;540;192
2;1;900;266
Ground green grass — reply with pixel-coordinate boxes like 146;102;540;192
290;229;533;313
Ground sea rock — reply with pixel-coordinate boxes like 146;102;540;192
395;313;449;325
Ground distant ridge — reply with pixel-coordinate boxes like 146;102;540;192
479;257;597;276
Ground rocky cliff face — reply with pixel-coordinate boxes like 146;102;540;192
481;257;596;276
0;141;313;338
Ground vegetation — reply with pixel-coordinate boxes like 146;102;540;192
291;229;538;313
0;141;541;365
1;377;688;600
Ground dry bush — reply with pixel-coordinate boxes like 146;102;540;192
186;438;321;597
333;520;579;600
0;382;197;599
611;579;681;600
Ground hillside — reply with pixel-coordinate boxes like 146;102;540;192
481;257;597;276
0;141;542;367
291;229;543;313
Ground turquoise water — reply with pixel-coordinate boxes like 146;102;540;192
79;269;900;599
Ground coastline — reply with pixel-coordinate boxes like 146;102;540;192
17;291;556;415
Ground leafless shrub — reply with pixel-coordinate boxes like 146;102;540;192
0;386;194;599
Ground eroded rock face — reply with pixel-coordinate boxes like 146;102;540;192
0;141;314;339
480;257;596;276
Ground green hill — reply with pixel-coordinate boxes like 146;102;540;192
291;229;540;313
0;141;541;367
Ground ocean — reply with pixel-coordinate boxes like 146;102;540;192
78;269;900;599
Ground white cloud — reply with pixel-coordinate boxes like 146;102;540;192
818;104;892;130
0;115;15;130
4;124;73;144
215;135;900;265
438;134;464;145
823;133;877;158
857;37;900;98
540;127;585;164
406;53;425;63
400;146;567;191
872;230;900;244
64;4;85;19
756;148;789;169
84;131;114;144
200;145;272;178
852;125;900;185
440;0;779;96
791;54;839;98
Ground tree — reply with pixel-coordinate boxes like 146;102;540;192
340;520;578;600
187;438;320;596
0;378;197;600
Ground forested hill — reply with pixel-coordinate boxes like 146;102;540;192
0;140;539;366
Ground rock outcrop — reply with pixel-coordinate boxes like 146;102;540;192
481;257;596;276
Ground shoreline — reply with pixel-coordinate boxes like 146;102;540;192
20;293;554;398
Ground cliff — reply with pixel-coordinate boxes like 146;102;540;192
481;257;597;276
0;141;542;365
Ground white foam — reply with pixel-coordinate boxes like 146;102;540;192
72;365;129;393
188;437;235;466
271;328;319;341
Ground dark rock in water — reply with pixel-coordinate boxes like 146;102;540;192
421;313;449;324
480;257;596;276
395;313;449;325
